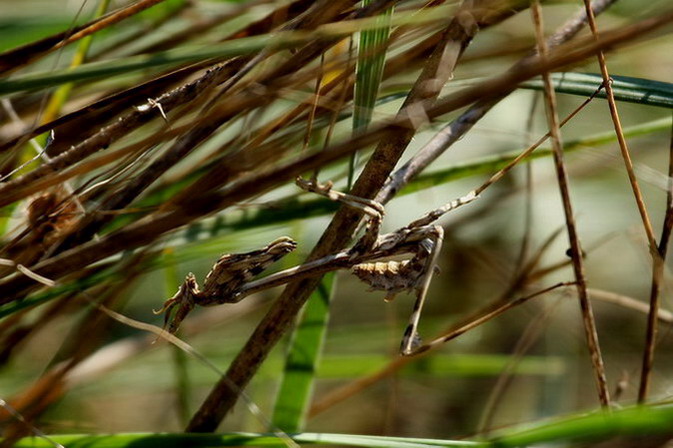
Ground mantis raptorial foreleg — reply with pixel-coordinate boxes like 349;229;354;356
158;177;478;355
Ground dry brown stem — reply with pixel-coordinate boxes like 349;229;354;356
531;0;610;407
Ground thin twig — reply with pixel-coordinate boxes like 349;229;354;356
581;0;661;407
513;93;539;275
0;398;64;448
478;228;564;434
418;282;575;353
639;113;673;402
588;288;673;323
313;41;355;180
532;0;610;407
310;282;575;416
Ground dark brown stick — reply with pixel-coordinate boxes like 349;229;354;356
185;0;528;432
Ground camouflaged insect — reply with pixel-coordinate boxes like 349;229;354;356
156;177;477;356
352;258;428;302
155;237;297;333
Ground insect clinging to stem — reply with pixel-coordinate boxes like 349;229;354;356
157;177;478;355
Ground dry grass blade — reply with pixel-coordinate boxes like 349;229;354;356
531;0;610;407
639;116;673;403
583;0;661;406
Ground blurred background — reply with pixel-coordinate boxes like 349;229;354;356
1;0;673;442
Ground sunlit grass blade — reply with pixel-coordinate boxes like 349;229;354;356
491;403;673;446
315;353;564;378
40;0;112;125
349;4;393;187
13;0;111;188
8;431;486;448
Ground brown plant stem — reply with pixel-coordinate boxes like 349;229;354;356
639;115;673;402
532;0;610;407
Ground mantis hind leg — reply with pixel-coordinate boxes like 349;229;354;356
400;225;444;356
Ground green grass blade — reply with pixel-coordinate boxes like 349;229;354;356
520;72;673;109
491;403;673;446
272;272;336;432
349;4;393;187
41;0;112;123
9;431;485;448
0;264;118;319
405;116;673;193
0;16;75;52
8;405;673;447
0;34;288;94
0;5;451;95
315;354;564;378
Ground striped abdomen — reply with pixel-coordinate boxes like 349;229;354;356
351;259;424;302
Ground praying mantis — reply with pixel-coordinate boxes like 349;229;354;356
156;177;477;355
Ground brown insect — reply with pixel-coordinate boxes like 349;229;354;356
158;178;476;355
352;256;441;303
155;237;297;334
